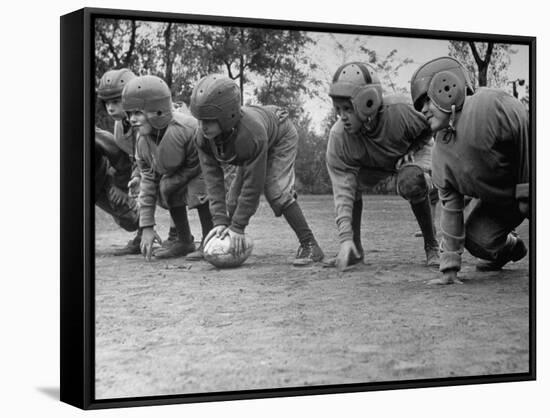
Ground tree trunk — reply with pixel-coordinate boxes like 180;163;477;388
477;65;488;87
122;21;137;69
468;41;494;87
164;23;173;87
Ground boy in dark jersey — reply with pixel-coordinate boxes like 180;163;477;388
326;62;439;271
94;126;139;235
190;74;324;266
411;57;529;284
121;75;213;261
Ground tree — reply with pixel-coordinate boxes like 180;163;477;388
94;19;138;83
294;115;332;194
359;47;414;95
448;41;516;88
188;26;317;108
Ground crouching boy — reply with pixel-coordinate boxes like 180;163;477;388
122;75;213;261
326;62;439;271
190;74;324;266
410;57;529;284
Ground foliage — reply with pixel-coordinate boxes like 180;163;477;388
358;46;414;95
448;41;516;88
294;115;332;194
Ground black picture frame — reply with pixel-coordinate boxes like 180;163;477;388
60;7;536;410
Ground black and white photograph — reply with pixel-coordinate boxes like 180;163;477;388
77;7;535;404
55;2;540;414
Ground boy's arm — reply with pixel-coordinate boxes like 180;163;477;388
326;128;360;243
196;144;230;227
511;98;530;216
228;140;267;234
438;186;466;272
135;141;160;228
95;126;125;166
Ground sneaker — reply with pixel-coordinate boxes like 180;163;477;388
476;236;527;271
161;230;178;248
154;241;196;259
112;235;141;256
292;241;324;266
185;243;204;261
425;246;440;267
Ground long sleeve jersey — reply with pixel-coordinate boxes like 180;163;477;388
432;88;530;272
326;95;432;242
136;112;201;228
195;105;282;233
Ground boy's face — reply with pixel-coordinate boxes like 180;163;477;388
420;96;450;133
129;111;153;136
199;119;222;140
104;98;126;121
333;98;362;134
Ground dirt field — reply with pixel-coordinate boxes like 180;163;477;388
94;195;530;399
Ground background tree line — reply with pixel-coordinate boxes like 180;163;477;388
95;18;523;194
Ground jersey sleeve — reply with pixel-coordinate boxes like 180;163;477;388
438;186;466;272
196;135;230;228
507;97;530;206
325;124;360;243
228;135;267;234
135;137;160;228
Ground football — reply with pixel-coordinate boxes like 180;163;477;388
203;234;254;268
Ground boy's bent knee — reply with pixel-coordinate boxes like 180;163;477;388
396;165;430;203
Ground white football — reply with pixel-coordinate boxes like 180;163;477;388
203;234;253;268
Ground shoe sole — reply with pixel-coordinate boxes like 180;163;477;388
476;240;528;271
292;257;323;267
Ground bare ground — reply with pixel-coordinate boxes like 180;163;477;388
94;195;530;399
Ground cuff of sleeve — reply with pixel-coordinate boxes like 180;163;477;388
213;215;231;227
439;251;462;272
338;231;353;244
515;183;529;200
336;217;353;243
229;224;245;234
139;209;155;229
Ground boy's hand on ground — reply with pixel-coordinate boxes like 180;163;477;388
335;240;361;272
427;270;463;285
140;227;162;261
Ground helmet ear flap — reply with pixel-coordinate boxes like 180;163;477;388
353;86;382;120
427;71;465;113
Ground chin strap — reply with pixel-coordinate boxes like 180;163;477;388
441;104;457;144
448;104;457;132
362;115;376;133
